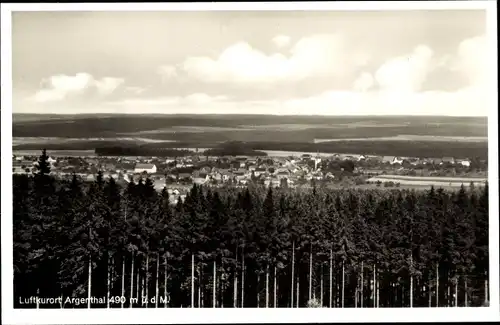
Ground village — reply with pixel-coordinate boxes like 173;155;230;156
12;150;487;205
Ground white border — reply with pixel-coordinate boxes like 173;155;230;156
1;1;498;324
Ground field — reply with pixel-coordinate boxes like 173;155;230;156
314;135;488;143
367;174;487;187
12;114;488;159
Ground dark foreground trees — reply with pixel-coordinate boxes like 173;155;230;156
13;153;489;308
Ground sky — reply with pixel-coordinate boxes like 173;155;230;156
11;10;490;116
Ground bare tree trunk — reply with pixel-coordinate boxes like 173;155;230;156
221;261;225;308
145;254;149;308
296;275;299;308
257;273;260;308
234;249;238;308
241;248;245;308
436;262;439;307
88;255;92;309
141;277;145;307
213;260;216;308
266;264;269;308
329;249;333;308
191;253;195;308
341;261;345;308
274;265;277;308
484;270;488;304
361;261;364;308
107;255;110;309
376;271;379;308
446;280;451;307
201;264;204;308
428;280;432;308
355;266;358;308
402;282;405;307
155;253;159;308
136;271;140;305
130;252;134;308
410;259;413;308
320;265;324;307
121;256;125;308
454;279;458;307
198;265;201;308
291;241;295;308
373;265;376;308
464;275;468;307
164;254;168;308
309;245;313;302
111;258;114;292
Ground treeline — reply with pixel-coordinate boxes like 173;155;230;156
244;141;488;160
95;146;193;157
13;150;489;308
204;142;267;157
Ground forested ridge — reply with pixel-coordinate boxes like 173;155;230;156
13;151;490;308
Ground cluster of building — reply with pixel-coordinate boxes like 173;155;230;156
12;150;485;204
13;152;477;185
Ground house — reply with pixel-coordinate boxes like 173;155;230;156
264;178;281;187
382;156;395;164
392;157;404;165
459;159;471;167
254;167;267;177
193;175;208;185
432;158;443;165
134;163;157;174
236;168;248;175
12;166;27;174
409;158;422;166
233;170;247;182
442;157;455;165
358;155;367;161
218;170;232;182
301;154;312;160
102;163;116;171
276;170;290;180
199;166;212;174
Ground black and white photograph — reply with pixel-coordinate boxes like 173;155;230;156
1;1;498;324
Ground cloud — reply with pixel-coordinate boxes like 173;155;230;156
272;35;291;48
94;77;125;95
157;65;178;81
125;86;147;95
105;93;229;113
374;45;434;93
162;34;362;85
33;73;124;102
353;72;374;92
101;88;487;117
452;35;488;88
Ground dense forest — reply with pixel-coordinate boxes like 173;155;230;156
13;151;489;308
13;139;488;161
94;147;194;157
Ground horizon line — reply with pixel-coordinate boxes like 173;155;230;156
12;112;489;118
